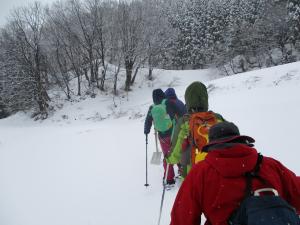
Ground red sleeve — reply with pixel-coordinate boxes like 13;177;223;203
269;158;300;214
263;157;300;214
170;166;203;225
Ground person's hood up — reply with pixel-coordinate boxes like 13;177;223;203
185;81;208;111
205;144;259;178
152;89;166;105
165;88;177;99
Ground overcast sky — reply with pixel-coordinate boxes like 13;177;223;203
0;0;57;27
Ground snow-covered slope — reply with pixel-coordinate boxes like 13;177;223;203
0;62;300;225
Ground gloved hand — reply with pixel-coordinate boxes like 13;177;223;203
166;151;181;164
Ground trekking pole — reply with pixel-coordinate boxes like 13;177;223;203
157;163;170;225
144;134;149;187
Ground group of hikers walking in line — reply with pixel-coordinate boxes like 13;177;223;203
144;81;300;225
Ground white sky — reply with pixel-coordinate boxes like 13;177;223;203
0;0;58;27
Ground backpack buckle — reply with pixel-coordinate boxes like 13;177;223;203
254;188;279;196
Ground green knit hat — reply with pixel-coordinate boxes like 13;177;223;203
184;81;208;111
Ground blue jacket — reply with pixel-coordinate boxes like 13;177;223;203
165;88;187;116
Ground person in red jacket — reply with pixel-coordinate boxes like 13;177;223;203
170;122;300;225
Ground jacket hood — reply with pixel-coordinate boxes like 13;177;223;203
185;81;208;111
165;88;177;99
152;89;166;105
205;144;258;178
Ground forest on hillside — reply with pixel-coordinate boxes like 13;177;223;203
0;0;299;118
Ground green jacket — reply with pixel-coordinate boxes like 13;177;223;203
166;112;225;176
167;116;190;164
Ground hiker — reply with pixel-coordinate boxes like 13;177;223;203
165;88;187;117
144;89;184;186
170;122;300;225
166;81;225;177
165;87;187;176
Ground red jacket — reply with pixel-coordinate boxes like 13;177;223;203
170;144;300;225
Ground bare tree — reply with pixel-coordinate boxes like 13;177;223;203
116;1;145;91
141;0;175;80
7;2;50;117
0;27;35;112
87;0;109;91
46;1;86;96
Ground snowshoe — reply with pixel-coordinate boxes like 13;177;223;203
165;179;175;190
175;174;183;180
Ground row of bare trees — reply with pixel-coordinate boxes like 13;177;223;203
1;0;300;118
0;0;171;117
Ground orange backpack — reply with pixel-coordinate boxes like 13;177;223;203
189;111;219;165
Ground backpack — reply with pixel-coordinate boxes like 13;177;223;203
151;99;173;132
229;154;300;225
189;111;219;164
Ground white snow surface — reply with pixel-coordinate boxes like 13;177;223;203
1;62;300;225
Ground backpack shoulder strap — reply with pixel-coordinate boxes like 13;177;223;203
213;112;226;122
244;153;264;197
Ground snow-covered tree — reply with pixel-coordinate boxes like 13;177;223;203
139;0;173;79
9;3;50;117
287;0;300;45
115;1;145;91
166;0;231;68
0;101;9;119
0;3;50;116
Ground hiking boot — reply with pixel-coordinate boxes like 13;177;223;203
167;179;175;185
177;166;183;178
165;179;175;190
175;174;183;179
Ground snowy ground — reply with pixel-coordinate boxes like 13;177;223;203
1;62;300;225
